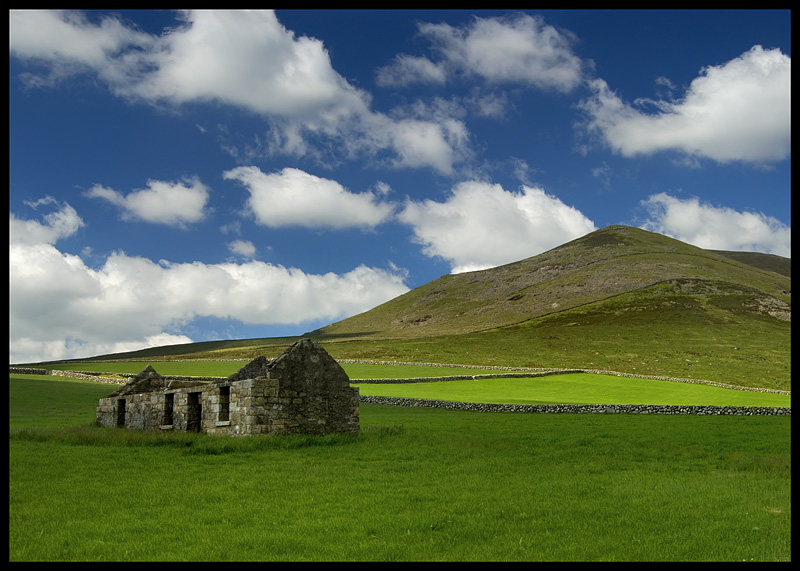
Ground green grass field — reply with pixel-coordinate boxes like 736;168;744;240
8;374;791;561
38;359;791;408
355;373;791;407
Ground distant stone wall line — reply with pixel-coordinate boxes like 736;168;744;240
8;367;50;375
9;367;226;385
359;395;790;416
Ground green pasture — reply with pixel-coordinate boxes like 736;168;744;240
33;360;790;408
355;373;791;407
8;374;791;561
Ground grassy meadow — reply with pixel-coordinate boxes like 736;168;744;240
355;373;791;407
9;373;790;562
32;359;791;407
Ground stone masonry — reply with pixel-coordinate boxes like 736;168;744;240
95;339;359;436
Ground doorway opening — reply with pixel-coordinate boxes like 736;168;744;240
162;393;174;426
116;399;126;427
187;392;202;432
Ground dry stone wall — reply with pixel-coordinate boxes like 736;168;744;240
359;395;790;416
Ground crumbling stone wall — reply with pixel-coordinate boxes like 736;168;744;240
96;339;359;436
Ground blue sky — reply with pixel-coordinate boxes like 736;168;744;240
9;10;791;364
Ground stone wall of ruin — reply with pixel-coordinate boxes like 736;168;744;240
96;373;360;436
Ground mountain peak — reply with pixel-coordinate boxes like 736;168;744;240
312;226;790;339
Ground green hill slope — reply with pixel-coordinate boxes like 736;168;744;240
711;250;791;277
310;225;790;340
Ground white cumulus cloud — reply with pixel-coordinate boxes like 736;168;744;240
224;166;395;229
9;9;468;174
8;9;156;87
227;239;257;258
398;180;597;273
124;10;368;120
9;199;410;364
376;13;584;92
9;197;85;245
579;45;791;165
84;177;210;227
640;192;790;257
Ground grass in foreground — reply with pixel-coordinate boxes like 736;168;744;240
8;375;791;562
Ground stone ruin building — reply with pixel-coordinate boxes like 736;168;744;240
96;338;359;436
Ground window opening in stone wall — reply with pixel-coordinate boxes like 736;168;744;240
218;386;230;422
116;399;126;427
162;393;174;426
187;392;202;432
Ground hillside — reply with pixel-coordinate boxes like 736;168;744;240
29;225;790;390
310;225;790;340
711;250;791;277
